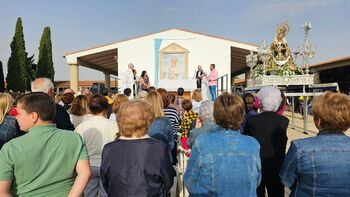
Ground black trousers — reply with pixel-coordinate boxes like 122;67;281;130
257;173;284;197
196;79;201;89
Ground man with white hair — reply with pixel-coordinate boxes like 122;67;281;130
243;86;289;197
120;63;136;98
187;100;217;148
31;78;75;130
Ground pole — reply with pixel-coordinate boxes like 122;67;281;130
292;96;295;129
303;96;308;134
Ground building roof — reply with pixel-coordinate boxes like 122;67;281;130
64;28;258;77
310;55;350;72
65;28;258;56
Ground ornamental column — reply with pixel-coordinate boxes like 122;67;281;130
70;64;79;94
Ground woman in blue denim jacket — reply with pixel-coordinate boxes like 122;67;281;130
0;93;22;150
146;91;175;163
280;92;350;196
184;93;261;197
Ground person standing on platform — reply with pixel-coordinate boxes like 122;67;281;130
195;65;204;89
201;72;211;101
132;68;140;97
120;63;135;98
139;71;151;92
208;64;218;101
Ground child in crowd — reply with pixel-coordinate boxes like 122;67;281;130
181;99;199;152
176;87;185;118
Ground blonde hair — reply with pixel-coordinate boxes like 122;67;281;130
312;92;350;133
192;89;202;102
112;94;129;114
117;100;154;138
145;91;165;118
0;93;14;124
69;95;90;116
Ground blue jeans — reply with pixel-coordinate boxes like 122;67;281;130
209;85;217;101
84;166;107;197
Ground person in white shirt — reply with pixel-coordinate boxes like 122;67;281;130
75;94;119;197
120;63;136;98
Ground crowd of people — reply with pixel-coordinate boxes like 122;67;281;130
0;77;349;197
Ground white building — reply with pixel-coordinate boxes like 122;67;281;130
65;28;257;94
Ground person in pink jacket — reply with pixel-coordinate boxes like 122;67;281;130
208;64;218;101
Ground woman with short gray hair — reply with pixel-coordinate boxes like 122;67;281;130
243;86;289;197
187;100;216;148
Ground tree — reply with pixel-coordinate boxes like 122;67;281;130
36;26;54;82
6;17;28;92
0;61;5;92
26;54;37;89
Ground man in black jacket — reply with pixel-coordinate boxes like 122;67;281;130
31;78;75;131
244;86;289;197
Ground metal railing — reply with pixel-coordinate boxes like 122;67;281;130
174;146;189;197
217;74;228;95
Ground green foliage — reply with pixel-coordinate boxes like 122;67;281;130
36;27;54;82
0;61;5;92
26;54;37;89
6;17;28;92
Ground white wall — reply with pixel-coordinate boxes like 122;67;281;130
76;29;257;92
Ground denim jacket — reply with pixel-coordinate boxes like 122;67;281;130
280;132;350;196
0;116;21;150
184;127;261;197
148;117;174;162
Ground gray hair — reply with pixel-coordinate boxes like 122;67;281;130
128;63;134;69
258;86;281;112
199;100;214;122
31;78;54;93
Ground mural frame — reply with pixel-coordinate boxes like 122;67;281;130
159;43;189;80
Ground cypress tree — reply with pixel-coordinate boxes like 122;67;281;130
36;27;54;82
6;17;28;92
0;61;5;92
26;54;37;89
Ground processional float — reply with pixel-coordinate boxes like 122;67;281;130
246;22;315;88
246;22;317;134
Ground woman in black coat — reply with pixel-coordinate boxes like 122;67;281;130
100;100;175;197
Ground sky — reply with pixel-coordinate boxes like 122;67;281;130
1;0;349;80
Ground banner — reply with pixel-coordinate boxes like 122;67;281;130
154;39;163;87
